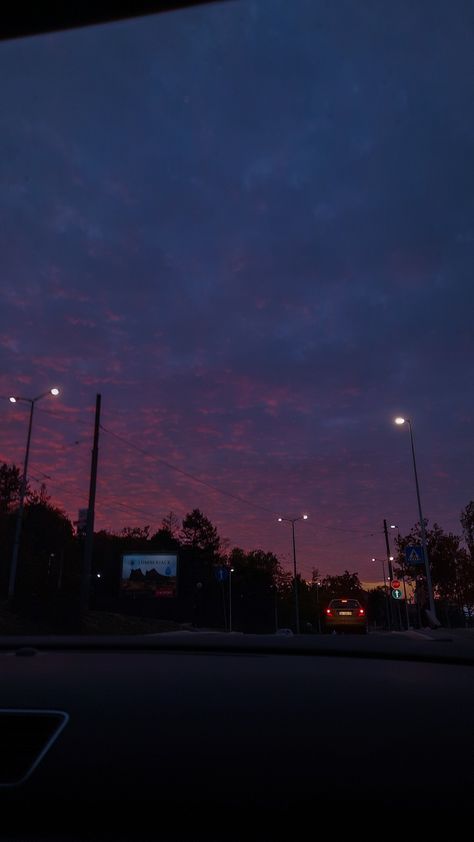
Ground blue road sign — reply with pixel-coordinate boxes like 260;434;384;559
215;567;229;583
392;588;402;600
405;546;424;565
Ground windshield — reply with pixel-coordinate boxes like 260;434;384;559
329;600;361;610
1;0;473;637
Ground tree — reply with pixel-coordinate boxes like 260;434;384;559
150;512;181;550
394;522;466;602
461;502;474;560
367;587;389;627
229;547;281;583
161;511;180;538
455;551;474;619
120;525;151;541
16;496;79;603
180;509;221;556
0;462;25;513
226;547;284;633
28;482;51;507
320;570;366;600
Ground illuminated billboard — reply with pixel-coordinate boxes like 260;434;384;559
121;554;178;598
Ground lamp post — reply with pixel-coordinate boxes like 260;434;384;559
394;417;437;622
229;567;234;633
391;524;411;630
372;557;390;629
8;388;60;600
315;579;322;634
278;514;308;634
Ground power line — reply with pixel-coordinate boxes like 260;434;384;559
99;425;382;536
100;424;281;518
1;405;402;538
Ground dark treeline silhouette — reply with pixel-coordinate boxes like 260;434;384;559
1;462;473;632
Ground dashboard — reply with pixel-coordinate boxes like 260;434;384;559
0;633;473;839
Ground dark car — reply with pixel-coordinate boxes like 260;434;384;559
324;598;367;634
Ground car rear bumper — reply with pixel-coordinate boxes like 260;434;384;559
324;619;367;633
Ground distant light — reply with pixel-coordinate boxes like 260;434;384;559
278;517;283;522
390;524;397;529
96;573;101;578
50;388;60;396
394;417;405;425
230;567;234;573
389;556;394;561
371;558;376;562
302;514;308;520
9;396;16;403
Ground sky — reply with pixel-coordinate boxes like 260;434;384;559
1;0;473;584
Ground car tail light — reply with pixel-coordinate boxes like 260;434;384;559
359;608;365;615
326;609;332;616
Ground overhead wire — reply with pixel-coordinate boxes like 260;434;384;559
100;423;281;518
2;403;396;539
99;424;385;536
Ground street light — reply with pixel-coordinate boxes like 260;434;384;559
8;388;60;600
278;514;308;634
394;416;437;623
229;567;234;633
314;579;322;634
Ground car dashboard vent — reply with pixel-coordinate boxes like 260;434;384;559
0;710;68;786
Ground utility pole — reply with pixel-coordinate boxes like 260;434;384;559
315;581;321;634
277;514;307;635
291;520;300;634
383;519;394;630
80;394;101;618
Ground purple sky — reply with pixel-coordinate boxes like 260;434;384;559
1;0;473;583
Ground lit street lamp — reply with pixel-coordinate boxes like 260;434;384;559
8;388;60;600
278;514;308;634
394;417;437;623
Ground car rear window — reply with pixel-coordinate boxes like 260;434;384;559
329;600;361;609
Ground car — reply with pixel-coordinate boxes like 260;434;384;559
324;598;368;634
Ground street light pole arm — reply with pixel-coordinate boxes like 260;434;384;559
33;391;54;402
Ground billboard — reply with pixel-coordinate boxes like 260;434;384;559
121;554;178;598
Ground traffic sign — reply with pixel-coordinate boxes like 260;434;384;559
392;588;402;600
215;567;229;583
391;579;401;589
405;546;424;565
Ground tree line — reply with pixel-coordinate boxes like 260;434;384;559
1;461;473;630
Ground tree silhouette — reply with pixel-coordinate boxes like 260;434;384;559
461;502;474;561
180;509;221;556
0;462;26;513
